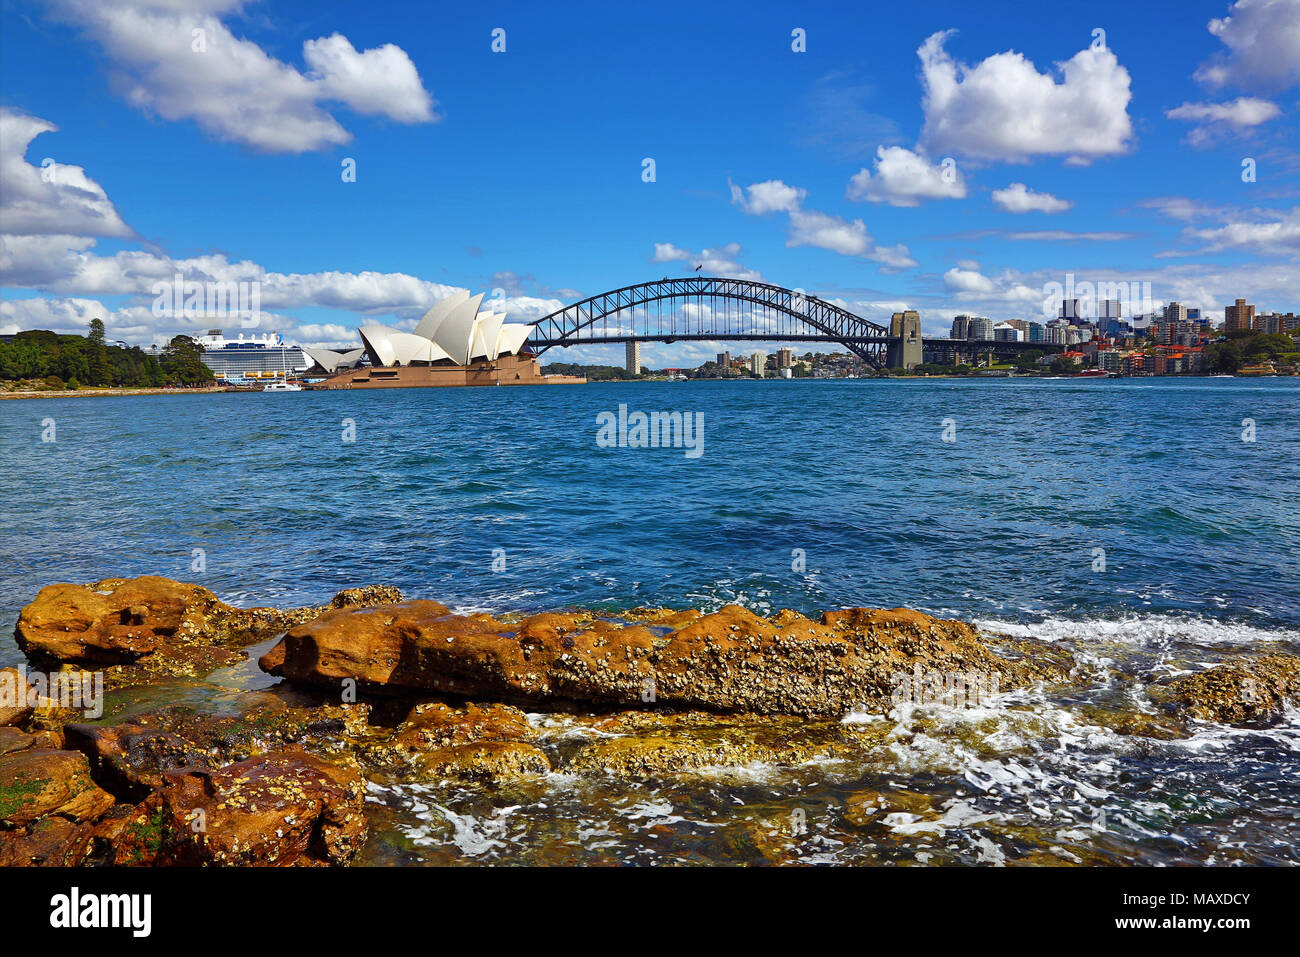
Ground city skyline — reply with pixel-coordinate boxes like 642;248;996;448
2;0;1299;368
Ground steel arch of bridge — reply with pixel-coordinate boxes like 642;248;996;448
524;277;891;368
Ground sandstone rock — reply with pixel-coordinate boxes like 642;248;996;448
329;585;405;609
1161;653;1300;726
0;667;35;726
112;749;368;866
14;576;312;673
64;700;371;800
360;701;548;783
415;741;551;783
0;748;116;825
0;726;37;755
262;601;1054;717
0;816;95;866
557;710;888;778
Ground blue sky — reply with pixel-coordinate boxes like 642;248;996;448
2;0;1298;365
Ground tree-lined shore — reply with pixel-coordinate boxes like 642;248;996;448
0;320;213;392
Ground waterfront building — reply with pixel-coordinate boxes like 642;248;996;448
308;290;583;389
626;340;642;376
776;347;795;368
1225;298;1255;332
750;351;767;377
716;351;731;373
1259;313;1298;335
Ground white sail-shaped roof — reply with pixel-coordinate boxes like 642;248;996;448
495;324;532;357
359;324;399;368
389;331;452;365
302;346;366;372
432;292;484;365
471;311;505;361
413;290;470;341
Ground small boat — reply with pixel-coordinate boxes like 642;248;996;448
262;380;302;392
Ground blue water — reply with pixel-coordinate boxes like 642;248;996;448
1;378;1297;657
4;377;1299;865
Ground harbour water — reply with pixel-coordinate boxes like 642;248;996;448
2;377;1298;864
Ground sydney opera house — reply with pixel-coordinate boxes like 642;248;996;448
300;290;584;388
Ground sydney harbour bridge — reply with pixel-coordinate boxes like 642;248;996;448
524;277;1059;370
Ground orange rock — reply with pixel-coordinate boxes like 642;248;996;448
112;748;368;866
0;748;116;825
261;600;1049;717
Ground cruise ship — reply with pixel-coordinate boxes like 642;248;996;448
162;330;313;383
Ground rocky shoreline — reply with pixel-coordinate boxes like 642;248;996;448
2;575;1297;866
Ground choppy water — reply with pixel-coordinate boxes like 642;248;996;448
2;377;1298;864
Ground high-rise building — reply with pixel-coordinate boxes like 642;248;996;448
993;323;1023;341
1060;299;1083;323
716;351;731;374
749;351;766;377
967;317;994;340
1259;313;1298;335
950;315;970;340
626;340;642;375
1164;301;1188;323
1027;321;1045;342
1099;299;1122;321
1225;298;1255;332
776;347;794;368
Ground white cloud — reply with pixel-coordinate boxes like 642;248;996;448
1187;207;1300;253
846;146;966;206
302;33;434;124
943;267;996;294
651;241;761;280
1165;97;1282;146
991;182;1073;214
0;109;133;238
729;178;917;271
728;179;806;215
1166;97;1282;127
1194;0;1300;93
1004;230;1131;241
45;0;435;153
918;30;1133;163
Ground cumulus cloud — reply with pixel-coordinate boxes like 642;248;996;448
991;182;1073;214
45;0;435;153
846;146;966;206
651;241;761;280
727;179;805;215
943;267;997;294
1165;97;1282;146
917;30;1133;163
1193;0;1300;93
1187;207;1300;253
0;109;133;238
729;178;917;271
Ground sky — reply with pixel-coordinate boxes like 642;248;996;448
1;0;1298;368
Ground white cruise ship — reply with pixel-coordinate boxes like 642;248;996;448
168;330;312;383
